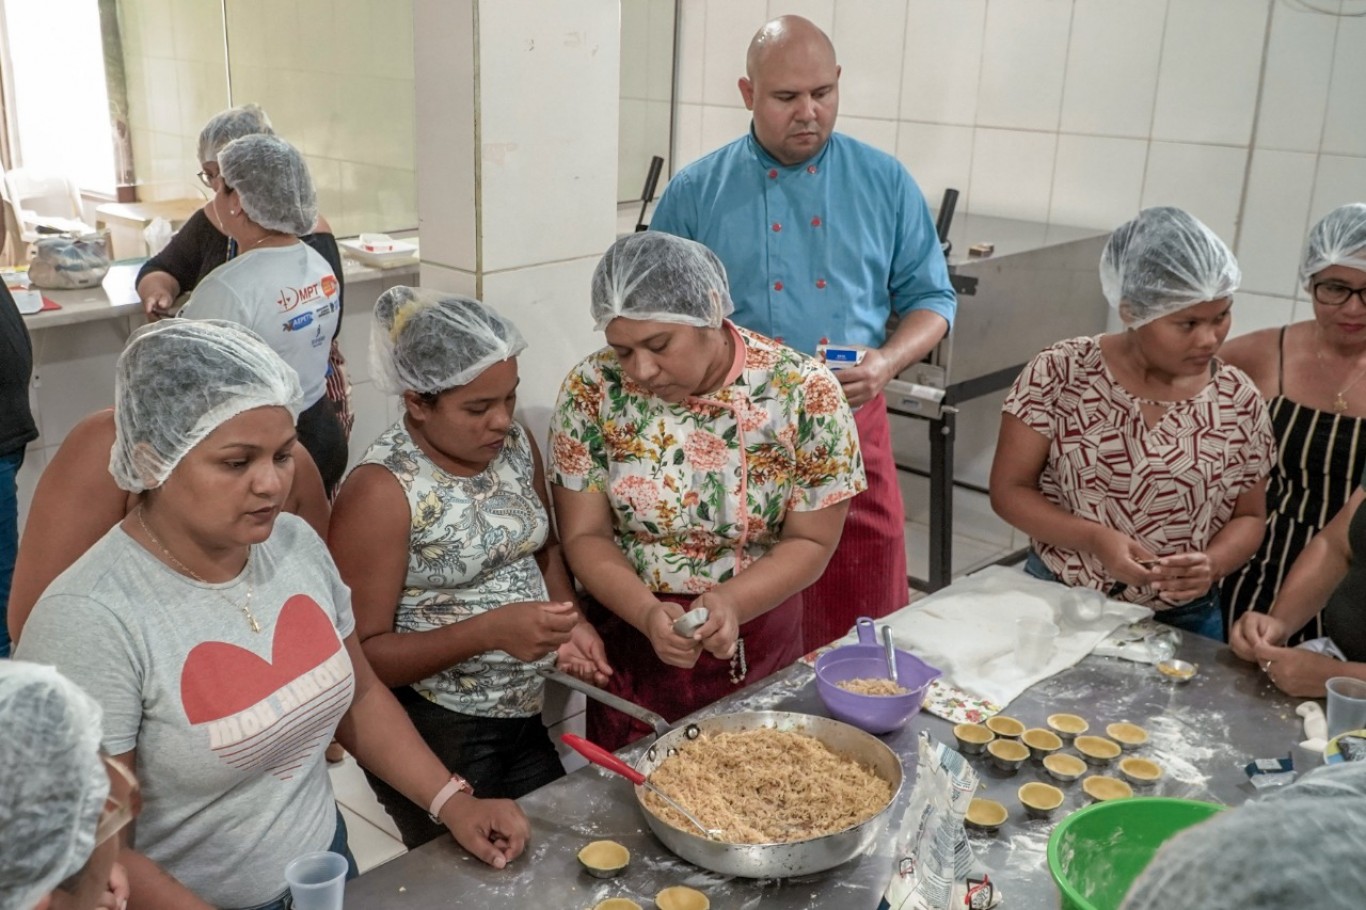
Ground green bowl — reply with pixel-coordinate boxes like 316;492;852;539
1047;797;1224;910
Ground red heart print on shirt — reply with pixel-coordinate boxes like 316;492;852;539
180;594;354;781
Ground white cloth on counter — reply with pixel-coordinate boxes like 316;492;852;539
880;566;1151;708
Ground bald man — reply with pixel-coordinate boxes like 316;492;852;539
651;16;956;646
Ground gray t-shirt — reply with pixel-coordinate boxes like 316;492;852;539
16;514;356;908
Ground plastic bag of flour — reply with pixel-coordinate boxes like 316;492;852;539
879;733;992;910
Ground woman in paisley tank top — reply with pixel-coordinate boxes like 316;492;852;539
329;287;610;848
1221;204;1366;644
992;208;1276;640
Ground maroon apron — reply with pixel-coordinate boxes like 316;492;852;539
584;591;805;751
801;393;909;648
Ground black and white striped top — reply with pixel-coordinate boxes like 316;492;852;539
1222;328;1366;641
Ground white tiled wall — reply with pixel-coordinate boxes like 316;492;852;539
117;0;417;239
671;0;1366;335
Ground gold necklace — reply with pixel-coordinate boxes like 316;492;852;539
135;507;261;633
1315;337;1366;414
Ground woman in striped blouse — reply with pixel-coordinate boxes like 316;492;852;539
1220;204;1366;643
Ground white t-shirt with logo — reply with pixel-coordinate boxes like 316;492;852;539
182;243;341;408
16;515;356;908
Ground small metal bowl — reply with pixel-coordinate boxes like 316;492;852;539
1043;752;1088;783
1082;775;1133;802
1119;756;1163;787
988;738;1030;773
953;722;995;754
1075;735;1122;767
1106;722;1149;750
965;797;1008;832
1018;781;1065;820
1156;659;1198;684
655;885;711;910
1046;713;1090;742
985;715;1025;739
1021;727;1063;761
578;840;630;878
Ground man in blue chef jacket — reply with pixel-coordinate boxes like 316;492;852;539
650;14;957;647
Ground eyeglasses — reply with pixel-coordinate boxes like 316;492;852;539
196;170;214;188
1312;281;1366;307
94;754;142;846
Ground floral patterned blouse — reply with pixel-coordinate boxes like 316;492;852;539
549;323;866;594
358;419;552;718
1003;336;1276;607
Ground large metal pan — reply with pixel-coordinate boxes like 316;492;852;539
541;668;904;878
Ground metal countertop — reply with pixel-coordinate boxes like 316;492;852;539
345;630;1304;909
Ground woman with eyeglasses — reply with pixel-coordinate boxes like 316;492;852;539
15;321;529;910
178;134;348;496
0;659;136;910
134;104;354;465
1220;204;1366;643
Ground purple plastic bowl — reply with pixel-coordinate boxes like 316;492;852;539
815;644;941;735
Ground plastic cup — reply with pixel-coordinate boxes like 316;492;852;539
284;851;348;910
1017;617;1060;673
1325;677;1366;739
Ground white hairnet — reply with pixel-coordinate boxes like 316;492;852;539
369;286;527;395
217;135;318;236
110;320;304;493
0;660;108;910
197;103;274;165
1100;207;1240;328
591;232;734;331
1121;762;1366;910
1300;203;1366;288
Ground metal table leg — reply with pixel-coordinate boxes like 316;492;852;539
928;408;956;592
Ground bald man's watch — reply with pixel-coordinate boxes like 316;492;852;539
427;773;474;824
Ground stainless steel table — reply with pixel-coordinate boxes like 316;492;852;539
345;633;1304;909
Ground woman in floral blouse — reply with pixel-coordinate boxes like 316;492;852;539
550;233;866;748
329;287;610;846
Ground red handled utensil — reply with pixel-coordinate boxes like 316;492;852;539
562;733;722;840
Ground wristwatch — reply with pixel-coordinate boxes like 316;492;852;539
427;772;474;824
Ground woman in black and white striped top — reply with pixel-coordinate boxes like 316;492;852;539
1220;204;1366;644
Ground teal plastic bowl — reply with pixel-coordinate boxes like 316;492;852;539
1047;797;1224;910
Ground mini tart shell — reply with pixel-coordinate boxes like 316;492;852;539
578;840;630;877
985;715;1026;738
1119;756;1163;785
1075;735;1122;763
1018;781;1065;811
1082;776;1133;801
1106;722;1149;749
655;886;711;910
1047;713;1089;739
965;797;1008;830
1043;752;1088;781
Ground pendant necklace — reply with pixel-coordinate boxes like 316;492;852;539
1316;335;1366;414
135;507;261;633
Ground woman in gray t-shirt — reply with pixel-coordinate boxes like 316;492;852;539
17;320;529;910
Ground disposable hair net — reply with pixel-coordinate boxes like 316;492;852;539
1121;761;1366;910
0;660;108;910
197;103;274;165
591;232;734;331
369;286;527;395
217;134;318;236
1100;207;1240;328
110;319;304;493
1300;203;1366;288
